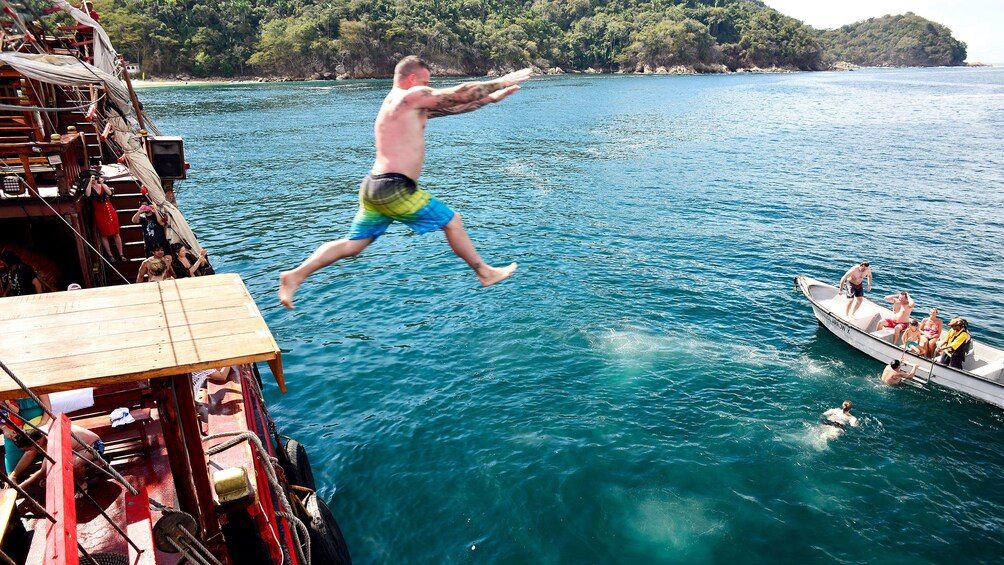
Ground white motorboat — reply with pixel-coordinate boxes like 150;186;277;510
795;275;1004;408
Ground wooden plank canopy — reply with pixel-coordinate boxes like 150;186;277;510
0;274;285;400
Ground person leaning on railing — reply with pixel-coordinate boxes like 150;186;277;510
936;317;971;369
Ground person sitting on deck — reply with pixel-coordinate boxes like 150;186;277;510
917;308;944;358
1;394;52;485
936;317;971;370
170;243;210;278
900;320;924;354
136;244;175;283
191;366;231;391
838;262;872;318
131;201;170;257
143;258;170;282
13;424;105;496
881;358;918;385
0;251;42;297
875;291;915;344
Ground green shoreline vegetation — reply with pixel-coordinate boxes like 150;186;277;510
93;0;968;79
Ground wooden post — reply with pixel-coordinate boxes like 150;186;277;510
68;212;94;289
153;378;203;533
18;154;36;191
44;415;78;565
118;56;146;132
170;373;224;552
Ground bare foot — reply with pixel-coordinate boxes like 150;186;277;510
477;262;518;287
278;271;303;309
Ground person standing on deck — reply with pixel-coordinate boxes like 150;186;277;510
838;262;872;318
279;56;533;309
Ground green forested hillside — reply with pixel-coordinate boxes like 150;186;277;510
819;13;967;67
90;0;965;78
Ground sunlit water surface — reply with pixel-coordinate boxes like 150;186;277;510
141;67;1004;564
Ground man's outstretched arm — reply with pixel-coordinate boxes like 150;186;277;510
408;68;533;112
427;85;522;118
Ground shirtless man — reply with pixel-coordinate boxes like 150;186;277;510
279;57;533;309
135;244;174;283
821;400;859;429
881;358;918;385
875;291;915;344
838;262;872;318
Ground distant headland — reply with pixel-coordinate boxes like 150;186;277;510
96;0;970;80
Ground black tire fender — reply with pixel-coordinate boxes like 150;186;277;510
282;438;316;492
298;491;351;565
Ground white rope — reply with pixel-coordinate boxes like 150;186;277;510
204;430;311;565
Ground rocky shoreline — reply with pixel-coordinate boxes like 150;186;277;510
137;60;1000;85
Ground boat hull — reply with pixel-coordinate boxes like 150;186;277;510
795;276;1004;409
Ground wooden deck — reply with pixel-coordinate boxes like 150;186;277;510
0;274;285;400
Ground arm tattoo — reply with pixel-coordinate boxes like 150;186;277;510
428;81;505;110
428;97;491;118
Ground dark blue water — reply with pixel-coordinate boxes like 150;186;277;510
142;67;1004;564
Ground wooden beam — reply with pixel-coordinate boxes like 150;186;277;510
44;415;78;565
154;378;203;533
172;373;224;552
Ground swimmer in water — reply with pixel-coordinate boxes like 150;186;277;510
821;400;859;429
881;358;918;385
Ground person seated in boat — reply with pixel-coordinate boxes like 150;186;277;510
917;308;944;358
136;244;175;283
900;320;924;354
0;250;42;297
881;358;918;385
874;291;915;344
936;317;971;370
132;201;170;257
821;401;859;429
13;424;105;495
838;262;872;318
144;258;171;282
171;243;210;278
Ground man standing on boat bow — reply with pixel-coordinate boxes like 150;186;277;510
279;57;532;309
838;261;872;318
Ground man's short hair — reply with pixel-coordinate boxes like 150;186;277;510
891;360;902;370
860;262;869;267
394;56;429;81
842;400;852;411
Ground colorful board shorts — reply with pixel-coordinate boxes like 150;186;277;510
348;173;455;240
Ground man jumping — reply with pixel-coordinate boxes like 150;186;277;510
279;56;533;309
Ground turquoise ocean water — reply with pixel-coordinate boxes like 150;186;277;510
143;68;1004;564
